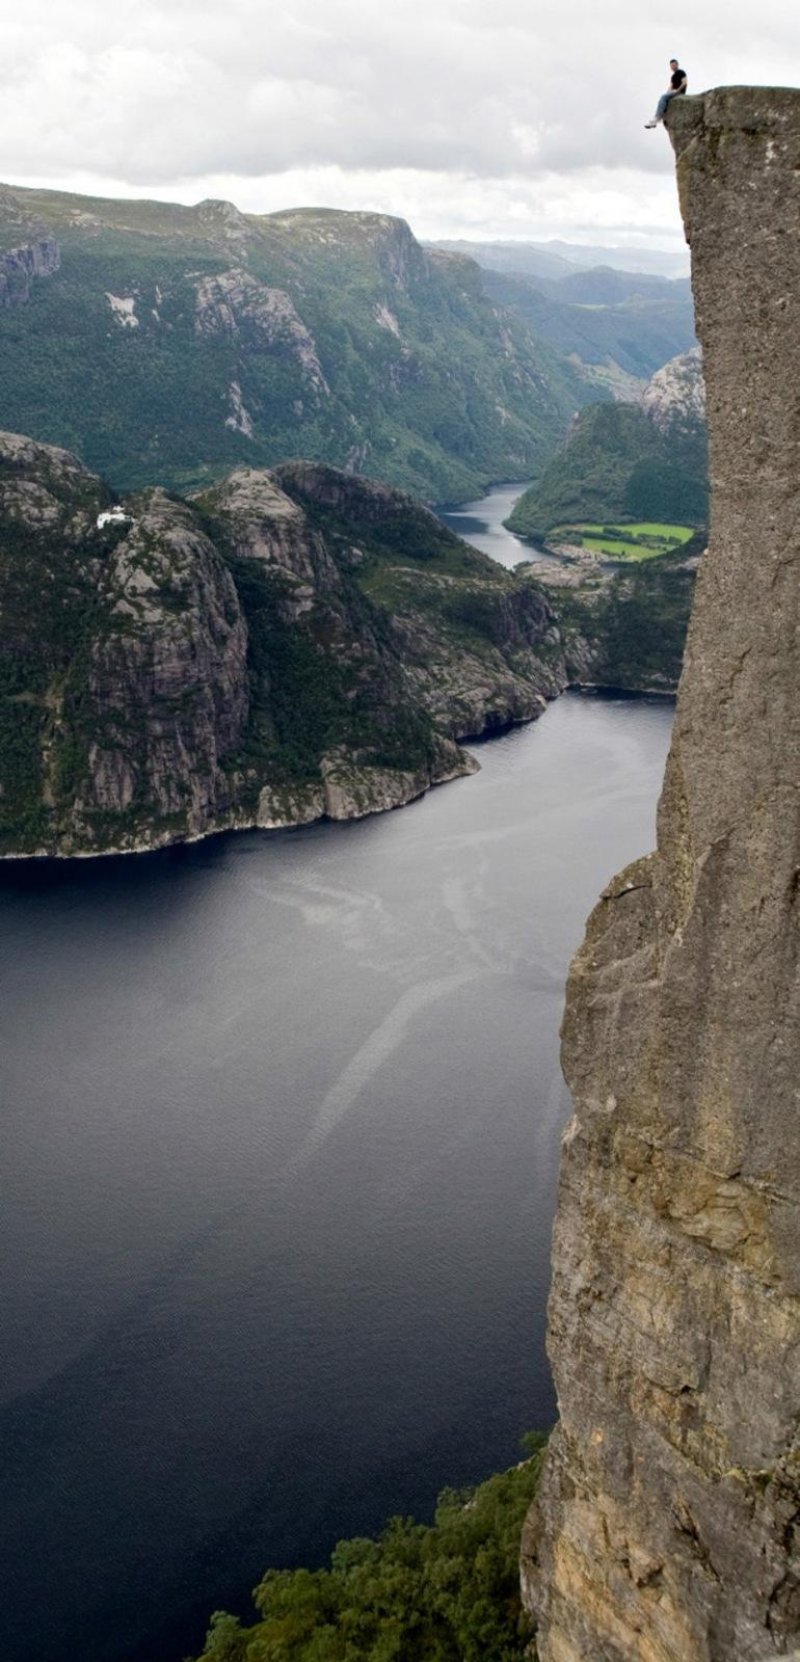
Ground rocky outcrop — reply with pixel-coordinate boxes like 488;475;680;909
78;493;249;838
0;237;59;306
395;573;563;735
193;270;329;395
642;345;705;436
524;89;800;1662
197;465;336;589
0;437;567;857
0;427;92;492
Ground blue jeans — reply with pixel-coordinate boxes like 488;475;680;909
656;90;679;120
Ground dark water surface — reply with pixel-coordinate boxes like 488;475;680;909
438;481;553;569
2;479;674;1662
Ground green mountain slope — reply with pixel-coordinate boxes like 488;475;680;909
478;267;696;382
0;431;570;858
0;185;586;503
430;239;690;280
536;266;691;306
541;541;700;693
507;351;708;540
508;404;663;535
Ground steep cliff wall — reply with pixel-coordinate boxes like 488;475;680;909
0;435;569;857
523;88;800;1661
0;238;59;306
0;184;585;501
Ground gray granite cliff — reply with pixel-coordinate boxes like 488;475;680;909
0;237;60;305
523;88;800;1661
0;436;568;857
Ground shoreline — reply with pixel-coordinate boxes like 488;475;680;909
0;684;676;867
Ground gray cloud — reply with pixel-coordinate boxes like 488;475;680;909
1;0;798;242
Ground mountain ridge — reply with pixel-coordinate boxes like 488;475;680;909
0;182;594;504
429;239;690;281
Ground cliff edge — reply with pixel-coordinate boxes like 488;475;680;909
523;89;800;1660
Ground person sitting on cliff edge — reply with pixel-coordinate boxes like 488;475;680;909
645;59;688;128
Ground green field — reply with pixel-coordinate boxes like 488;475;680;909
548;521;695;561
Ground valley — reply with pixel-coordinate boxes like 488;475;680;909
0;152;710;1662
507;347;707;540
0;687;673;1662
546;520;695;561
0;186;595;504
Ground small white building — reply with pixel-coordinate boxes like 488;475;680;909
96;506;131;529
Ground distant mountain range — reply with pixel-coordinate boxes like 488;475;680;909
478;267;695;388
431;240;696;386
429;239;690;281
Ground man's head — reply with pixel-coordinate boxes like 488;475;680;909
670;59;679;68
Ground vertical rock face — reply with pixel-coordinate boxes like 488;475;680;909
0;237;60;305
0;434;572;856
524;89;800;1662
79;493;249;835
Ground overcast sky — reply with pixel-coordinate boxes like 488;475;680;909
3;0;799;254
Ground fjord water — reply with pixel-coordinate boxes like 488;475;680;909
439;482;538;567
1;490;674;1662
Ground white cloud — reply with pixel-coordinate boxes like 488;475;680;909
1;0;798;246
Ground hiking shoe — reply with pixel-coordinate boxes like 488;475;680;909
644;120;658;128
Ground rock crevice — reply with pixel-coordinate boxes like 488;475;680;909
524;87;800;1662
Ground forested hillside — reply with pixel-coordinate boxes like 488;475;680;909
0;186;592;502
507;350;707;538
0;430;572;858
